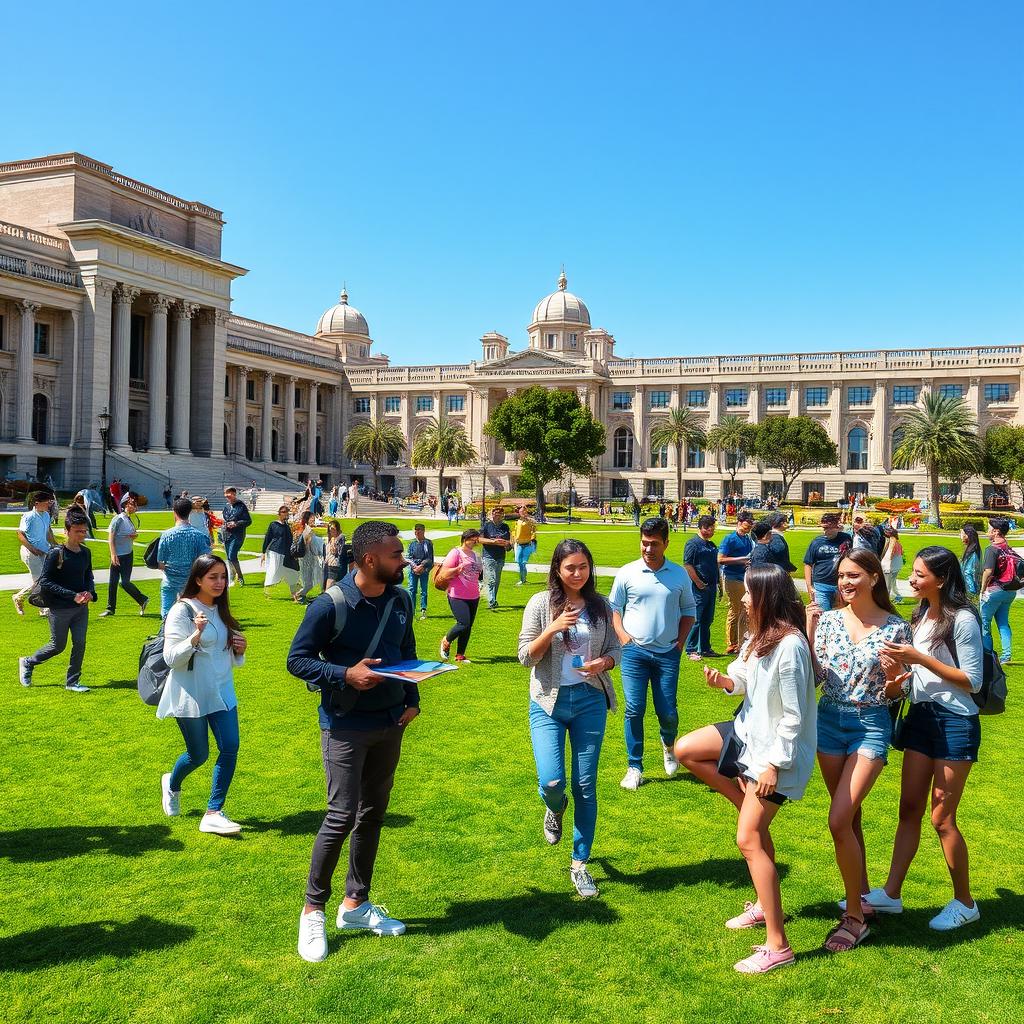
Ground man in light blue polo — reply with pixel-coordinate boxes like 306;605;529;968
609;516;696;789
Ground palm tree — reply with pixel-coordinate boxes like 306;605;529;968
649;408;707;504
411;415;478;497
706;414;758;495
892;392;982;527
343;421;407;491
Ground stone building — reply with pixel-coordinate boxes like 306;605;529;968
1;152;1020;504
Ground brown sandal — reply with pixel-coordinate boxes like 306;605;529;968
824;914;870;952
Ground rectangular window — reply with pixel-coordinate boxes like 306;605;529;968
765;388;787;407
805;387;828;406
224;374;230;397
889;482;915;499
568;333;578;347
686;389;708;407
939;384;964;400
686;444;706;469
272;384;281;405
546;333;556;349
384;396;401;413
33;322;51;356
611;478;630;499
416;396;434;413
893;385;918;405
446;395;465;413
684;480;704;498
646;479;665;498
316;390;323;412
650;443;668;468
246;379;255;402
724;388;747;407
353;397;371;414
985;383;1011;403
848;386;873;405
649;390;670;409
126;315;145;386
0;314;5;350
612;392;632;411
294;387;303;409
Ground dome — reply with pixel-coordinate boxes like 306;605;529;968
315;287;369;337
531;269;591;326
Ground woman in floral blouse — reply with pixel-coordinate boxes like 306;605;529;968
807;548;910;954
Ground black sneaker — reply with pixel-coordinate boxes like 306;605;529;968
543;797;568;845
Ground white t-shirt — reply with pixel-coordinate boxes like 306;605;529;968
911;610;983;716
560;609;592;686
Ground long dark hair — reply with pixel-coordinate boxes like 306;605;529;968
179;554;241;636
743;564;807;659
961;524;981;562
547;539;608;624
839;548;896;614
910;546;975;654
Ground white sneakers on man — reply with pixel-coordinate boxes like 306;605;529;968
338;901;406;935
298;910;328;962
199;810;242;835
663;744;679;777
929;898;980;931
620;767;644;790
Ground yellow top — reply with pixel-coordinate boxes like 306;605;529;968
511;517;537;544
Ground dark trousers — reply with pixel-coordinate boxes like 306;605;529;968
685;584;717;654
306;725;404;907
107;552;147;612
446;597;479;656
26;604;89;685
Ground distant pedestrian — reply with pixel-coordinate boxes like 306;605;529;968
480;507;512;610
766;513;796;573
632;496;642;528
163;485;173;510
748;519;773;569
323;521;346;591
684;515;722;660
979;516;1015;664
803;513;853;611
157;498;213;617
879;523;904;604
12;490;56;617
511;506;539;585
960;525;981;603
719;510;754;654
222;486;253;586
261;505;302;600
437;528;483;663
101;496;149;617
296;510;324;604
406;523;434;621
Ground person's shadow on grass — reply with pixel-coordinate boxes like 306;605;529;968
594;856;789;893
242;810;414;835
0;824;183;862
0;915;195;970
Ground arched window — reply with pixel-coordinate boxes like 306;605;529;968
891;425;905;460
245;426;255;461
847;426;868;471
613;427;633;469
686;442;705;469
31;394;47;445
649;432;668;468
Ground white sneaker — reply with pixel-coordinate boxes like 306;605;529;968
570;864;599;898
18;657;32;687
338;900;406;935
663;744;679;777
297;909;328;962
929;898;980;931
620;767;644;790
65;682;91;693
838;887;903;914
199;810;242;835
161;773;180;816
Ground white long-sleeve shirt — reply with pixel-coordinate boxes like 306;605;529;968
727;632;817;800
158;598;244;719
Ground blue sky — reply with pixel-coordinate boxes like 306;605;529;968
6;1;1022;364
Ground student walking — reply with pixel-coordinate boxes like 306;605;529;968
288;521;419;963
159;554;247;836
719;511;754;654
101;495;149;617
518;539;621;899
295;510;324;604
766;513;797;573
405;523;434;620
609;516;696;789
748;520;773;569
960;525;981;603
879;523;904;604
18;508;96;693
188;496;213;542
807;549;910;952
692;565;816;973
261;505;302;600
323;521;346;591
979;516;1014;664
866;547;984;931
803;513;853;611
512;505;538;585
480;507;512;609
12;490;56;617
222;486;253;586
438;529;483;663
684;515;721;660
157;498;213;617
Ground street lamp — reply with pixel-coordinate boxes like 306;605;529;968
98;408;111;506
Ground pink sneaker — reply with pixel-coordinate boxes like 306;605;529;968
734;944;796;974
726;901;766;930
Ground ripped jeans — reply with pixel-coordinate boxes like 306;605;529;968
528;683;608;862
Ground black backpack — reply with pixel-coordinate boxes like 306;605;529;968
947;617;1008;716
137;604;196;706
143;536;160;570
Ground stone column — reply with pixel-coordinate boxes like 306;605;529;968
339;381;350;471
632;384;645;469
192;309;228;457
110;284;140;450
748;383;761;425
171;302;198;454
235;365;249;459
146;294;172;452
261;372;274;461
284;376;297;462
308;381;319;464
871;380;888;471
15;299;40;442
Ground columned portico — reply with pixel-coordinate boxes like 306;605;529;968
284;376;296;463
171;301;198;454
147;293;172;453
15;298;39;442
109;284;140;451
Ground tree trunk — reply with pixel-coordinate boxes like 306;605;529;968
372;462;380;491
535;480;546;523
675;442;683;503
437;465;445;502
929;461;942;527
779;472;793;502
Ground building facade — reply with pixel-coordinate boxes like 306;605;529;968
1;153;1020;503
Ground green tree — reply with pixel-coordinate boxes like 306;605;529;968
649;408;707;503
484;386;606;520
706;414;758;495
410;415;478;497
343;420;406;491
980;423;1024;504
892;393;982;526
751;415;838;501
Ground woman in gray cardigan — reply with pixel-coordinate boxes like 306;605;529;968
518;539;622;898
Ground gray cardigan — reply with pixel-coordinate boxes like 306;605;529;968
518;591;621;714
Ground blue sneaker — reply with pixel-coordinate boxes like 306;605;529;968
337;901;406;936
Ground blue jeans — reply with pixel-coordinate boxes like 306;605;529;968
813;583;839;610
529;685;607;862
169;707;240;811
483;558;503;607
224;529;245;565
161;577;186;618
407;568;429;611
515;541;536;583
981;588;1014;661
684;585;716;654
620;643;682;770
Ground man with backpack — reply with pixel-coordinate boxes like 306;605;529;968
157;497;212;617
979;516;1020;664
287;521;419;963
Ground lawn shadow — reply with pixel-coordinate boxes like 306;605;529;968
98;678;140;690
0;824;183;863
0;915;195;971
595;856;789;892
402;888;619;941
477;655;522;665
242;810;414;835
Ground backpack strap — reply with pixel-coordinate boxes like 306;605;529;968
328;583;348;643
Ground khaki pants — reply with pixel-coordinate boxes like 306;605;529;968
14;548;46;604
723;578;747;651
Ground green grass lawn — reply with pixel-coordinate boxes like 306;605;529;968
2;523;1023;1023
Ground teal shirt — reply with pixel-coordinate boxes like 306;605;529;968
609;557;697;653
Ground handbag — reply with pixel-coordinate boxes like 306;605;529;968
27;548;63;608
143;536;160;569
888;697;909;751
290;533;307;559
432;564;451;592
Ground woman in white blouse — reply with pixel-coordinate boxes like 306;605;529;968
873;546;984;931
701;564;817;974
159;553;247;835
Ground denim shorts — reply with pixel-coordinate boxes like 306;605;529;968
900;701;980;762
817;698;892;763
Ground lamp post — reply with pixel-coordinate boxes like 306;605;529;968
98;408;111;509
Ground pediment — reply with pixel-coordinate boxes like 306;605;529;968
479;349;581;371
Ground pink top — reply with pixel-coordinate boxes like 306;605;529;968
443;546;482;600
